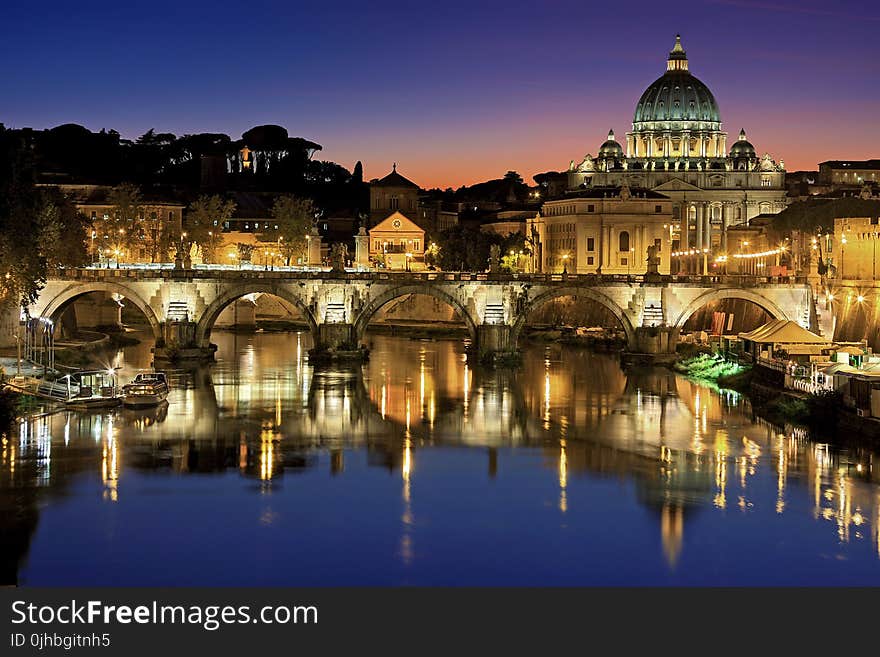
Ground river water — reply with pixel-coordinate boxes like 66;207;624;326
3;332;880;585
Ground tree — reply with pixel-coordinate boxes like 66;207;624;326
434;225;502;272
0;129;49;306
0;128;87;308
260;196;315;265
39;189;89;269
186;195;236;263
94;183;143;263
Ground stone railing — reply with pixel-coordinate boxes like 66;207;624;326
50;266;808;288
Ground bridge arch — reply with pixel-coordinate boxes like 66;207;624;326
37;281;162;341
511;286;637;348
673;288;789;329
353;285;478;343
195;284;319;348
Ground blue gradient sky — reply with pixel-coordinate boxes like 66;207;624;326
1;0;877;187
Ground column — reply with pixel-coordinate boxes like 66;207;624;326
721;203;730;251
704;204;712;251
680;205;689;251
695;204;704;251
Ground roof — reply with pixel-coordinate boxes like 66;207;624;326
819;160;880;170
560;186;670;200
372;165;420;189
55;184;187;207
739;319;831;345
369;211;425;235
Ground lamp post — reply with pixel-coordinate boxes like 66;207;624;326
840;235;847;279
562;253;569;275
405;252;413;272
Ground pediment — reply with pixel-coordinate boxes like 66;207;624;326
369;211;425;234
652;178;704;192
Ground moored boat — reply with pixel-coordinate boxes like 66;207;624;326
58;369;123;409
122;372;169;408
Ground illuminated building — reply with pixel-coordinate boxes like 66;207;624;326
819;160;880;186
529;182;673;274
566;36;787;252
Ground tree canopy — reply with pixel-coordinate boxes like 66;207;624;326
259;196;316;265
0;128;88;307
186;195;236;263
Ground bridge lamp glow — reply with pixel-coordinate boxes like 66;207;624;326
827;293;834;301
857;295;865;303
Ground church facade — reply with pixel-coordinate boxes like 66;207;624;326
566;36;787;253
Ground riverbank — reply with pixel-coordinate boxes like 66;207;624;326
671;350;880;440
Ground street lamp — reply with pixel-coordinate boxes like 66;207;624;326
562;253;569;275
405;252;413;272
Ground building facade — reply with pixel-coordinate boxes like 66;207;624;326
566;36;787;252
819;161;880;186
833;216;880;280
529;184;673;275
368;211;425;270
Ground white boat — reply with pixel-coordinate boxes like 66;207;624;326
122;372;169;408
58;370;123;409
4;369;123;409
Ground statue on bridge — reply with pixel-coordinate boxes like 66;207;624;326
646;243;660;275
489;244;501;273
330;243;348;272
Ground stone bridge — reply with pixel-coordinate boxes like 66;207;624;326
29;268;821;361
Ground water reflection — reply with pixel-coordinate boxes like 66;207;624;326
2;332;879;585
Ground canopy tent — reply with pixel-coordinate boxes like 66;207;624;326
738;319;830;345
738;319;832;362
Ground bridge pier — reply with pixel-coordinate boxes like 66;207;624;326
153;321;216;364
622;326;681;365
310;323;368;362
475;324;519;365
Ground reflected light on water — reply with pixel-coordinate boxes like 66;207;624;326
5;333;880;586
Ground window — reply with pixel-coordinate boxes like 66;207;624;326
618;231;630;252
587;256;594;265
621;258;628;266
587;204;595;212
390;196;399;210
587;237;595;252
654;238;662;252
414;240;420;251
655;205;662;213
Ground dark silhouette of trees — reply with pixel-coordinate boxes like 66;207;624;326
0;128;87;306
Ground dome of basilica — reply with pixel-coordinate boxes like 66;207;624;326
729;129;756;158
598;130;624;158
632;35;721;128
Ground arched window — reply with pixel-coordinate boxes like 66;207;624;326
618;231;630;252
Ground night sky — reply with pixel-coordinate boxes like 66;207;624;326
1;0;877;187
